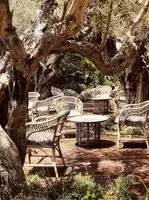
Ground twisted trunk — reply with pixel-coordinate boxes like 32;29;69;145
0;73;10;129
120;41;149;103
7;70;28;165
0;126;25;199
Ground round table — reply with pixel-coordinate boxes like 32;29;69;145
68;114;108;147
91;95;112;114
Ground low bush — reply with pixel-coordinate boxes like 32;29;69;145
13;173;149;199
104;114;117;132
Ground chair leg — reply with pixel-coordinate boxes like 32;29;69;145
51;148;59;179
145;133;149;149
146;139;149;149
28;149;32;164
57;143;66;166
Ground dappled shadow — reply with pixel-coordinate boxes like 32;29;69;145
74;140;115;149
95;139;115;148
64;131;76;138
123;142;147;148
24;134;149;196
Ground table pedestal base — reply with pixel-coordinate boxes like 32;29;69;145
93;100;109;114
76;122;100;147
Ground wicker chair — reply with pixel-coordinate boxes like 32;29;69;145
31;94;63;121
26;110;69;178
28;92;40;110
115;100;149;148
54;96;83;117
92;85;112;97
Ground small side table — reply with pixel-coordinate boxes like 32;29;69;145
68;114;108;147
91;95;112;114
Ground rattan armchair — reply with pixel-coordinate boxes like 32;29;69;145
116;100;149;148
26;110;69;178
30;94;63;121
54;96;83;117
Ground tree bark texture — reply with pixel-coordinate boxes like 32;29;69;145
7;70;28;165
120;41;149;103
0;126;25;200
0;73;10;129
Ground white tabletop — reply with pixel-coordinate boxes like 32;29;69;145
68;114;108;123
91;95;112;100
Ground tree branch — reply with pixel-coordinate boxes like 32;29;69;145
0;0;28;77
60;1;69;22
99;0;113;51
50;41;110;74
128;0;149;35
64;0;89;36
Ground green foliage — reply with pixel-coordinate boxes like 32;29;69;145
54;54;108;93
82;58;105;88
90;0;148;37
54;173;102;200
25;173;45;188
104;114;118;132
49;174;134;200
14;173;149;199
104;176;133;200
13;172;48;199
121;127;143;136
103;76;120;88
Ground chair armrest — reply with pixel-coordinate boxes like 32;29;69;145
33;115;56;122
26;116;59;138
121;100;149;111
118;104;149;124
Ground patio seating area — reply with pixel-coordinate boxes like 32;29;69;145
24;124;149;195
25;91;149;190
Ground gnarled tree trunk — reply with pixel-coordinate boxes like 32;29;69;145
0;126;25;199
7;70;28;165
0;73;10;129
120;40;149;103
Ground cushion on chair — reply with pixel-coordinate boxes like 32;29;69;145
115;115;146;126
126;116;146;126
27;130;54;145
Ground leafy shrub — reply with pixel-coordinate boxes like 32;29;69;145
48;174;134;200
121;127;143;136
104;114;117;132
103;176;133;200
13;173;146;199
